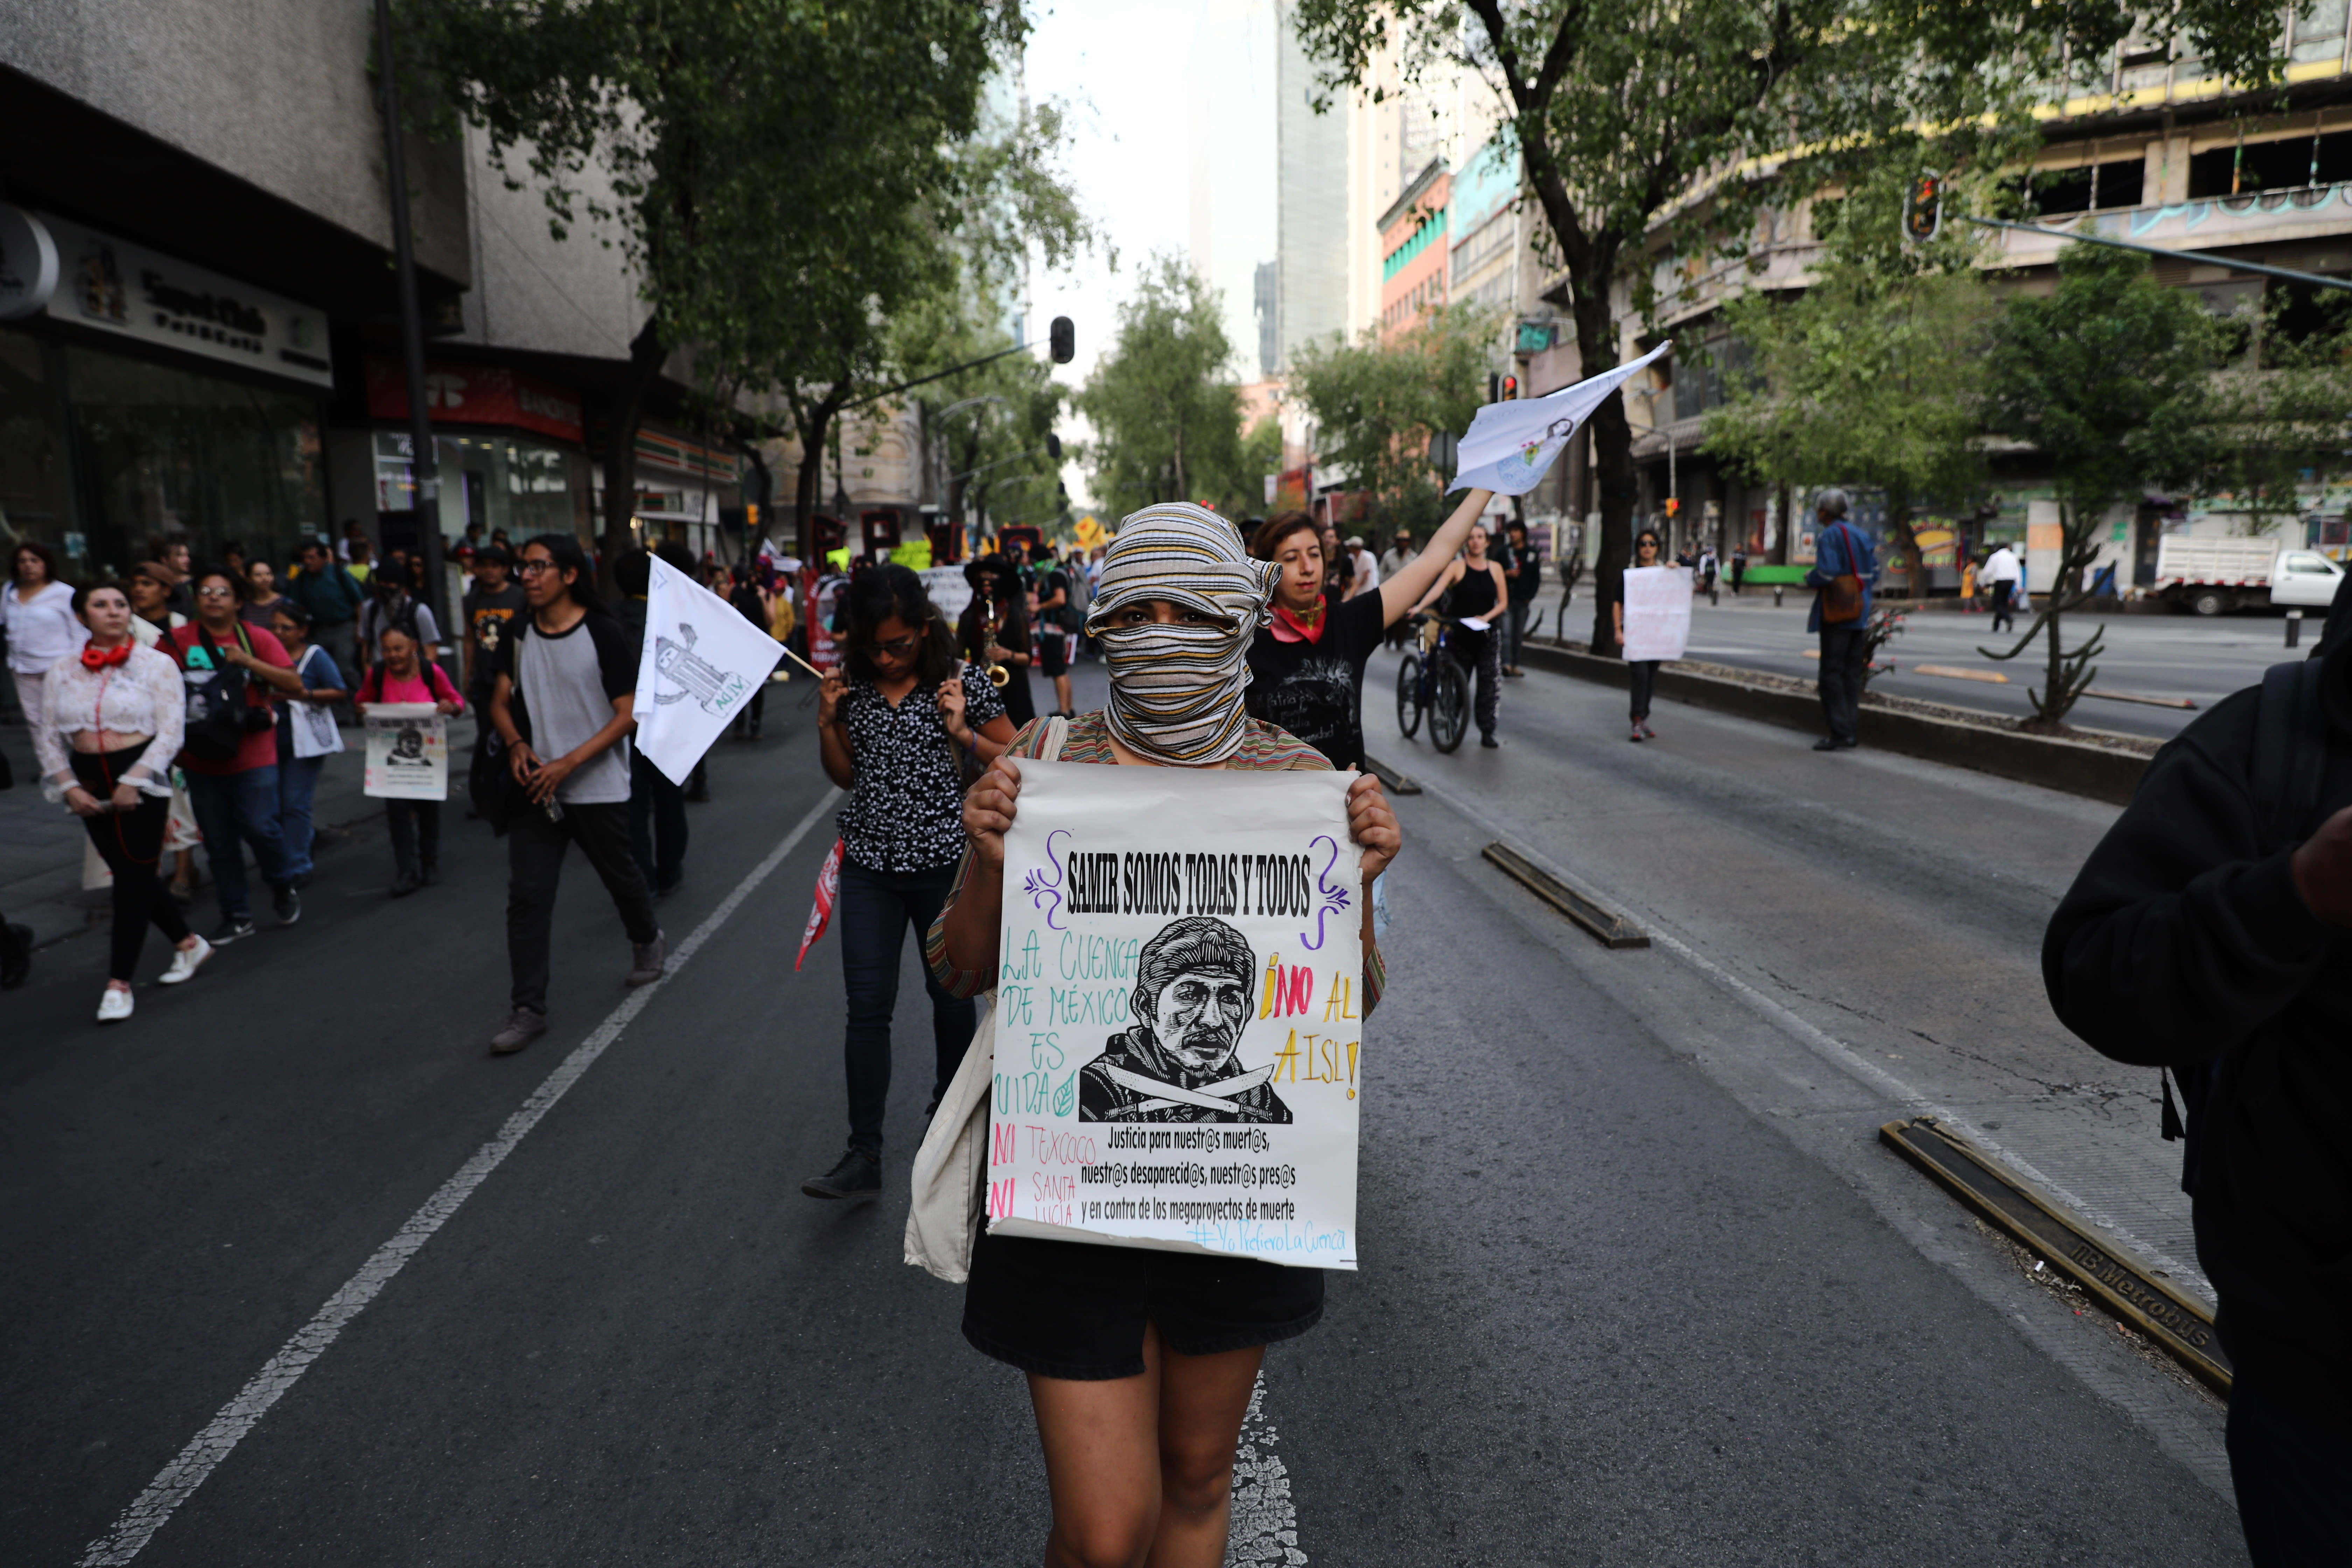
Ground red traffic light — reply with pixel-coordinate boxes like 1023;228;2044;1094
1904;173;1944;244
1501;375;1519;400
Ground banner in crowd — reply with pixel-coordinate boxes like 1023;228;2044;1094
1450;341;1673;497
992;761;1364;1270
632;553;784;786
362;703;447;800
1620;564;1693;663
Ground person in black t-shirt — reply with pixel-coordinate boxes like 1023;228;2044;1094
1244;488;1496;771
956;554;1036;727
1034;557;1075;717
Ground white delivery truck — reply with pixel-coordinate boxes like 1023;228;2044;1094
2152;537;2346;616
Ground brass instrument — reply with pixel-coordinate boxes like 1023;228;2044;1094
981;600;1011;688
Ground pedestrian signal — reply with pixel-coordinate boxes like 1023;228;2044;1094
1904;173;1944;245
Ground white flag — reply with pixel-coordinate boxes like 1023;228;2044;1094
631;554;783;786
1448;341;1673;496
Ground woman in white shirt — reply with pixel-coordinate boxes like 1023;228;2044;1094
6;541;87;732
34;582;212;1021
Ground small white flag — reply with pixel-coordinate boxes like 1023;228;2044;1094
632;554;784;786
1449;341;1674;497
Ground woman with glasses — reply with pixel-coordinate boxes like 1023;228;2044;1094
802;564;1018;1202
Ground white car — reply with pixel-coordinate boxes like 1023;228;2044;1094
2271;550;2346;609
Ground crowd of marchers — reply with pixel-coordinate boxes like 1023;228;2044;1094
0;532;790;1035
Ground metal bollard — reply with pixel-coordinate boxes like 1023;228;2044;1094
2286;609;2304;649
1773;585;1785;608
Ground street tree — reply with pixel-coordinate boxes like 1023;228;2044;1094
1292;0;2294;654
1703;171;1996;596
391;0;1072;573
1078;256;1256;520
2198;293;2352;541
1981;245;2216;730
1287;303;1496;538
891;287;1066;553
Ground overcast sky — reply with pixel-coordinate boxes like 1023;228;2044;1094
1024;1;1204;513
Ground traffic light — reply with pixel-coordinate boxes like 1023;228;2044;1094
1046;433;1062;460
1664;497;1680;517
1904;172;1944;245
1049;316;1075;364
1488;371;1501;404
1502;374;1519;400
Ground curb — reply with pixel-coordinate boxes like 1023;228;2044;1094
1480;842;1649;948
1881;1116;2228;1393
1517;639;2151;805
1363;755;1422;795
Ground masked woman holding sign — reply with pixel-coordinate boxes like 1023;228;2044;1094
930;504;1400;1568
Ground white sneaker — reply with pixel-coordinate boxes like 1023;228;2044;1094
158;936;214;986
97;986;134;1023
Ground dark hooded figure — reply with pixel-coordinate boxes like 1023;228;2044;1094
1080;915;1292;1123
2044;579;2352;1562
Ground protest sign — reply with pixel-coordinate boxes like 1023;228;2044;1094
1620;565;1693;663
991;761;1363;1269
921;565;973;624
1449;341;1673;497
363;703;447;800
632;553;784;785
287;697;344;760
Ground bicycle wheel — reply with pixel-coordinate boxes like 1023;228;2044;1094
1431;657;1470;753
1395;654;1424;738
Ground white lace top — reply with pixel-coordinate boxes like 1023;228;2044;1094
34;643;185;802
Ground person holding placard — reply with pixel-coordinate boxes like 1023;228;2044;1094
267;603;348;887
1611;529;1667;742
930;503;1401;1568
1404;520;1509;748
357;626;464;896
1243;486;1496;773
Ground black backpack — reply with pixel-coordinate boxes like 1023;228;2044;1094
2164;656;2330;1192
181;624;276;761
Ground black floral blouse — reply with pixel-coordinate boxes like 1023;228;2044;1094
835;664;1007;873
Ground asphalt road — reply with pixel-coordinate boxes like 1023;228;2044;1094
3;658;2249;1565
1527;586;2309;740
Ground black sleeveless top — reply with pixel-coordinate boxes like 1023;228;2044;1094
1450;559;1500;620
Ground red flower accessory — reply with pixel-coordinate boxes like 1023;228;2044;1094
80;640;133;670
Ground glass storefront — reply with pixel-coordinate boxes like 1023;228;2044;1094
0;331;75;565
373;429;593;545
62;342;326;578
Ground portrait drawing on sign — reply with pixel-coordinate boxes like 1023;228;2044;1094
390;725;427;766
1079;916;1292;1124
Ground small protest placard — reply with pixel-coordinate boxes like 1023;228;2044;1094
992;761;1364;1269
1620;565;1693;663
632;554;784;786
363;702;447;800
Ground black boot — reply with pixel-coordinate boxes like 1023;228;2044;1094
801;1146;881;1200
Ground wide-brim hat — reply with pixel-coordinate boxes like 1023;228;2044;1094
964;552;1012;589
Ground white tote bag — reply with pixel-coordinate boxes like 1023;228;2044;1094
904;716;1065;1284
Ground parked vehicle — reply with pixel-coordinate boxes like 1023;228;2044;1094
2151;537;2346;615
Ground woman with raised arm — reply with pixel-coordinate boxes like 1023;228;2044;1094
1244;485;1494;773
930;504;1401;1568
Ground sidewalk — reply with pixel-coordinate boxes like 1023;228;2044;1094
1;716;479;949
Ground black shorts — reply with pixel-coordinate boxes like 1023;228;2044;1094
1038;629;1071;677
962;1230;1324;1380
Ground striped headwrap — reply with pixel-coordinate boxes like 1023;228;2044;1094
1084;502;1280;765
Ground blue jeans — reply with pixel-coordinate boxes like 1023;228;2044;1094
839;858;974;1153
276;752;326;879
183;766;291;920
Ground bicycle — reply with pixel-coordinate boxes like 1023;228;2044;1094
1394;613;1473;754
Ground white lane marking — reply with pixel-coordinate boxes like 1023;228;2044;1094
78;789;844;1567
1226;1373;1306;1566
1396;766;2204;1286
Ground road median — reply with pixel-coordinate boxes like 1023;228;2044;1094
1519;637;2156;805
